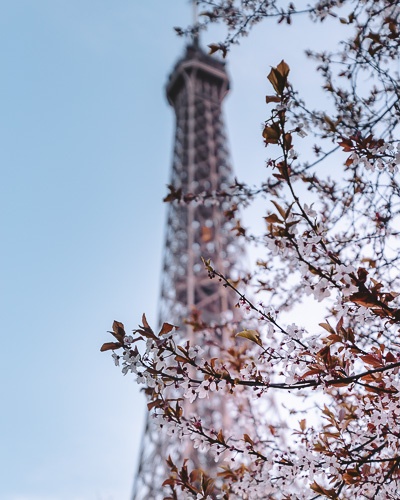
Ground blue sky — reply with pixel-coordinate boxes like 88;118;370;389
0;2;345;499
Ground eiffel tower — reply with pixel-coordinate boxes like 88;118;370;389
132;29;245;500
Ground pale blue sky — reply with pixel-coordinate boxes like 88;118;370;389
0;2;345;499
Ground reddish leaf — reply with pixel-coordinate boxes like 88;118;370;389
350;292;379;308
386;352;397;363
142;313;150;329
361;354;382;368
159;322;175;336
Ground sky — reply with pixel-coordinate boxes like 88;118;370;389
0;2;347;499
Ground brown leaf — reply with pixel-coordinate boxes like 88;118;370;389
175;355;189;364
189;469;201;483
217;429;225;443
208;43;219;55
262;122;281;144
147;399;163;411
271;200;287;219
267;68;280;93
338;138;354;152
166;455;177;471
357;267;368;283
310;480;338;498
243;433;254;445
319;322;335;334
267;61;290;94
326;334;344;344
265;95;281;104
283;132;292;150
100;342;122;352
264;213;282;224
276;60;290;78
136;327;157;340
343;469;360;484
142;313;152;331
161;480;175;488
112;320;125;342
207;43;227;57
361;257;376;268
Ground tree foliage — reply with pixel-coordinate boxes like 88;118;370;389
102;1;400;498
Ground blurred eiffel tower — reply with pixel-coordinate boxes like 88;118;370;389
132;5;245;498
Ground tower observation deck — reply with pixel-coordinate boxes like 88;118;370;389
132;42;245;499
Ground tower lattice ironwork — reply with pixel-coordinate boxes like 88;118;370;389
132;41;245;500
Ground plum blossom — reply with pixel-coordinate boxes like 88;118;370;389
303;203;317;218
111;352;119;366
305;277;331;301
340;273;358;296
188;345;204;358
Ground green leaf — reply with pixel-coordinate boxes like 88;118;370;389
201;256;213;272
236;329;263;347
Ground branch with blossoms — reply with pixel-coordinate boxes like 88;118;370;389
102;2;400;497
102;311;400;496
104;57;400;497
